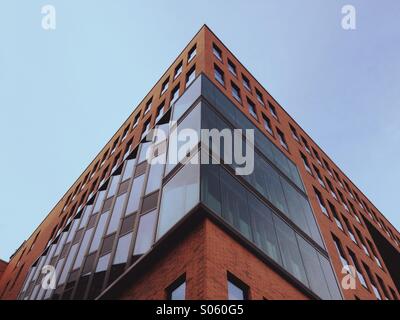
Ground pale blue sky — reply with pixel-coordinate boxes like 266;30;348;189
0;0;399;261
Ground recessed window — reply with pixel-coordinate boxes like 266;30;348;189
312;147;323;166
188;44;196;62
145;98;153;115
214;64;225;86
268;102;278;119
186;65;196;87
167;276;186;300
141;120;150;140
227;274;248;300
160;78;169;96
156;102;165;122
301;137;311;154
170;85;180;106
174;61;183;79
228;59;237;76
255;88;265;106
121;126;129;141
289;124;299;142
231;82;241;103
347;249;368;289
300;152;312;174
247;98;257;119
342;216;358;244
314;187;328;216
242;74;251;91
363;263;382;300
262;115;273;135
213;43;222;61
132;113;141;128
313;165;325;188
355;228;370;257
328;201;344;231
276;129;288;150
332;234;349;267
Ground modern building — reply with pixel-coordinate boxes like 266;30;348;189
0;25;399;300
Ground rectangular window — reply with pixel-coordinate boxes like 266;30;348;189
213;43;222;61
242;74;251;91
167;275;186;300
269;102;278;119
262;115;273;135
156;102;165;122
314;187;328;216
214;64;225;86
326;178;338;200
347;249;368;289
188;44;196;62
328;202;344;231
312;147;323;166
160;78;169;96
355;228;370;257
133;210;157;255
174;61;183;79
290;124;299;142
231;82;241;103
363;263;382;300
227;274;248;300
276;129;288;150
313;165;325;188
186;65;196;87
170;85;180;106
323;159;333;177
255;88;265;106
332;234;349;268
228;59;237;76
300;152;312;174
366;239;383;269
121;126;129;141
301;137;311;154
141;120;150;140
376;275;390;300
247;98;257;119
132;113;141;128
144;98;153;115
342;216;357;244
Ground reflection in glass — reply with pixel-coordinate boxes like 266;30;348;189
134;210;157;255
107;195;127;234
126;175;145;215
145;153;166;195
89;212;109;253
274;216;308;286
114;233;133;264
73;229;94;269
157;163;199;239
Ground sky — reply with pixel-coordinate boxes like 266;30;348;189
0;0;399;261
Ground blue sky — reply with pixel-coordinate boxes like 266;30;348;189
0;0;399;261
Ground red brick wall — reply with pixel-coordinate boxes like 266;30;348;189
117;219;308;300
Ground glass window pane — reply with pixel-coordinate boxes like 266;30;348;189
93;191;106;213
319;255;342;300
126;175;145;215
173;74;201;122
297;235;330;299
107;195;127;234
73;229;94;269
228;280;245;300
138;142;151;164
122;159;136;181
134;210;157;255
157;164;200;239
274;216;309;286
90;212;109;253
96;253;110;272
170;281;186;300
201;164;221;214
249;194;282;265
58;243;79;285
114;232;133;265
145;153;166;195
107;176;120;198
219;169;252;241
